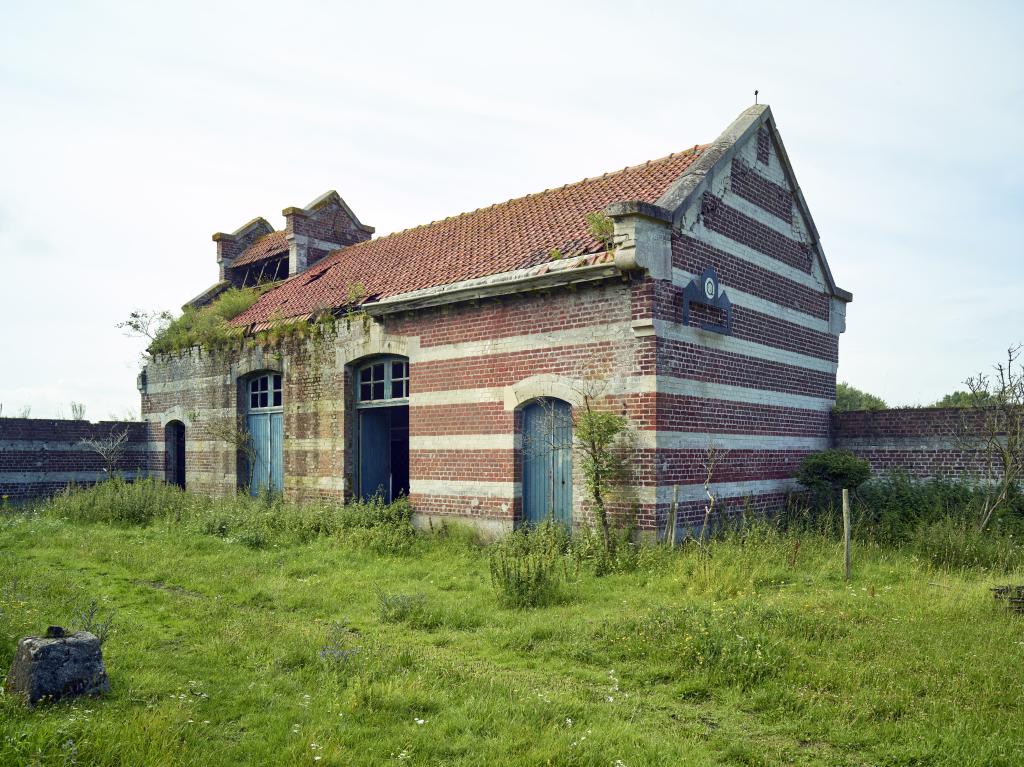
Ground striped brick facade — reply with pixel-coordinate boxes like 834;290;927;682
136;105;853;537
0;419;157;501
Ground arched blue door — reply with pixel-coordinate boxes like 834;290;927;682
245;373;283;496
521;399;573;527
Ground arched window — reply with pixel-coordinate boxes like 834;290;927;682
354;356;409;502
244;372;283;496
356;358;409;405
248;372;283;410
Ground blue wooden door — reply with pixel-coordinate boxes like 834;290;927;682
247;412;283;496
522;399;573;527
359;408;391;500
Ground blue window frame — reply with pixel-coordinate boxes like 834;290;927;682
357;359;408;406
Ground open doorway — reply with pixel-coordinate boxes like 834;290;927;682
354;356;409;502
165;420;186;489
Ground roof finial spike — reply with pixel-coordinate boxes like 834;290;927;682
754;89;759;105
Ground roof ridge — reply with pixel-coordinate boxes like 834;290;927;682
330;144;707;253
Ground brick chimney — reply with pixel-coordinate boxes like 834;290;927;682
282;191;374;276
212;217;275;281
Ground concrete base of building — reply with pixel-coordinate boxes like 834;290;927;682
411;512;514;542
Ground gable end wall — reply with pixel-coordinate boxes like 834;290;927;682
649;120;845;535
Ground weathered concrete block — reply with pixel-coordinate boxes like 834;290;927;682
5;628;109;706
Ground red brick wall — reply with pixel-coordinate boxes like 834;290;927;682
831;408;999;481
0;418;156;501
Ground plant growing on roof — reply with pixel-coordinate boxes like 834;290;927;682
585;212;616;255
121;286;270;357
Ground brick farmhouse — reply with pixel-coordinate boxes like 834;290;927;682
138;105;852;537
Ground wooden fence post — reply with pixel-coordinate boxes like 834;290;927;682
842;488;851;581
667;485;678;546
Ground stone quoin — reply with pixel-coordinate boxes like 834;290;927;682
137;105;854;538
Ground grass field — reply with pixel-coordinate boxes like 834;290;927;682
1;491;1022;766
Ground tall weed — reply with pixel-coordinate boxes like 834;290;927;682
489;520;573;608
910;516;1021;571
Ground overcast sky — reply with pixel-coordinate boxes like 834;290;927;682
1;1;1021;419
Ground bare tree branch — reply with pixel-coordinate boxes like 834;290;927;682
80;429;129;477
955;344;1024;530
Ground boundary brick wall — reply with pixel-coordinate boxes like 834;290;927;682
0;418;156;502
832;408;998;481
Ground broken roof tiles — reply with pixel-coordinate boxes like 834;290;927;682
232;146;706;327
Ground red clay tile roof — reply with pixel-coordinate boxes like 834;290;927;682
231;230;289;267
233;146;706;326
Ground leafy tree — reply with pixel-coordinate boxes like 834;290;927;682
834;382;887;412
933;389;994;408
574;401;630;551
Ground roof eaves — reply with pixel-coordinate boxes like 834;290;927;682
760;111;853;303
361;252;620;317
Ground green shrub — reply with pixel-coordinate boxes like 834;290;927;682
489;520;572;608
797;449;871;510
851;473;1023;544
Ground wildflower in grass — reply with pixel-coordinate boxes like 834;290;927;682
414;718;426;725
